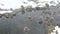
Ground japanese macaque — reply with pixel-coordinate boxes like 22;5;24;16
11;11;16;16
4;13;9;18
10;8;13;11
8;13;13;18
56;31;58;34
8;12;16;18
4;11;16;18
45;16;50;21
53;11;56;15
50;1;56;4
0;14;3;18
28;16;33;21
23;26;30;32
45;16;55;23
26;6;32;12
35;6;40;10
39;20;43;24
42;10;52;15
45;3;49;9
39;16;44;24
49;17;55;23
40;7;47;10
21;5;25;14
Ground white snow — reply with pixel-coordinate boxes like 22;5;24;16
0;11;13;14
51;26;60;34
0;0;59;9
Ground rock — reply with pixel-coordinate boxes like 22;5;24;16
23;26;30;32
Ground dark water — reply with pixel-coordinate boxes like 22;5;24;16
0;9;60;34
